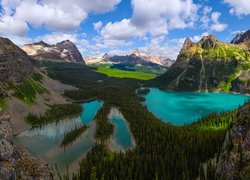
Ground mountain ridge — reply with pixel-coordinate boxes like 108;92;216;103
21;40;85;63
0;37;33;83
85;49;174;67
150;34;250;93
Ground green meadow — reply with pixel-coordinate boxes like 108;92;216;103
96;67;156;80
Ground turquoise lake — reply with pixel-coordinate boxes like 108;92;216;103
14;101;102;173
109;108;135;151
144;88;250;125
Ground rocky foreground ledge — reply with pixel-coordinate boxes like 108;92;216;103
0;111;53;180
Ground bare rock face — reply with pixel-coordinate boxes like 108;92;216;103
0;37;33;83
198;35;217;49
231;70;250;94
22;40;85;63
231;30;250;50
151;34;250;93
0;112;54;179
181;38;195;52
216;103;250;179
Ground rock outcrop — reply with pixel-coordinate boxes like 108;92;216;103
22;40;85;63
0;111;53;179
151;34;250;93
231;30;250;50
0;37;33;83
216;103;250;179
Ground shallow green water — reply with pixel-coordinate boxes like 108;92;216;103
14;101;102;173
109;108;135;151
144;88;250;125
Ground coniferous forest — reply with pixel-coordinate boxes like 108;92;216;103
42;61;242;179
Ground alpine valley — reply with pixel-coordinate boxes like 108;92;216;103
0;28;250;180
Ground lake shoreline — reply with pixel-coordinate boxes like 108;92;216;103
107;108;136;153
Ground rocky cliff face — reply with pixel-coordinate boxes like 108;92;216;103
231;30;250;50
0;112;53;179
0;37;33;83
216;103;250;179
22;40;85;63
151;35;250;93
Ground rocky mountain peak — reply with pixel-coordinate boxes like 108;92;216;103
231;29;250;49
0;37;33;83
231;32;244;44
33;41;50;47
199;34;217;49
22;40;85;63
0;37;21;52
181;38;195;52
131;49;141;56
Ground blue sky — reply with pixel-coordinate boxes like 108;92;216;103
0;0;250;59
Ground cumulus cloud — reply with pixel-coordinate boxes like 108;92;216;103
101;19;145;40
200;7;228;32
0;15;28;36
191;32;209;42
100;0;198;40
224;0;250;16
93;21;103;32
0;0;121;36
35;33;79;45
210;12;228;32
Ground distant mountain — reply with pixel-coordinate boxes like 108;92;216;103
110;49;174;67
85;50;173;67
0;37;33;83
150;34;250;93
84;53;111;65
22;40;85;63
231;30;250;50
230;32;244;44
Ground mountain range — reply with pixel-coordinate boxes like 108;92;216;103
151;32;250;94
21;40;84;63
85;49;174;67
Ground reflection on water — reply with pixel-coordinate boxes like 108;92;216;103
14;101;102;173
144;88;250;125
109;108;135;151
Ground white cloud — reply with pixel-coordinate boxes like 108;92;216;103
0;15;28;36
191;32;209;42
139;36;185;60
200;6;212;29
93;21;103;32
224;0;250;16
35;33;78;44
100;0;199;41
2;35;32;46
0;0;121;36
210;12;228;32
210;24;228;32
200;8;228;32
101;19;145;40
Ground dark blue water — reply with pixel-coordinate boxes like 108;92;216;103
144;88;250;125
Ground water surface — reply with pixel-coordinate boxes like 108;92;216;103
144;88;250;125
14;101;102;172
109;108;135;151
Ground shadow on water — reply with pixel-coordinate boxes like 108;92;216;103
14;100;102;174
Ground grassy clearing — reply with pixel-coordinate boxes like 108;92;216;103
7;79;46;105
0;96;7;110
96;67;156;80
24;103;83;128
